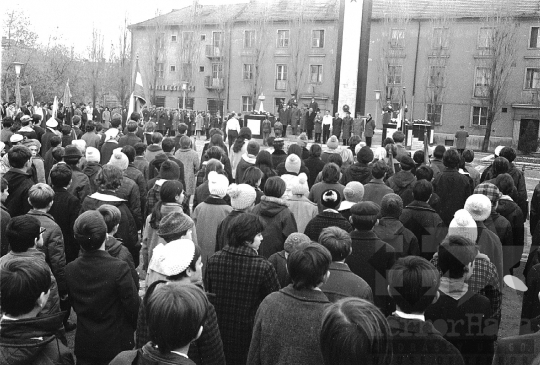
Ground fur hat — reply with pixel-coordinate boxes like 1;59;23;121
474;183;501;206
160;160;180;180
149;239;195;276
326;135;339;149
284;233;312;254
464;194;492;222
321;189;342;209
343;182;364;203
285;154;301;174
208;171;229;198
108;151;129;170
357;146;374;164
85;147;101;163
291;174;309;196
157;212;194;237
228;183;256;210
448;209;478;243
246;140;260;156
380;193;403;218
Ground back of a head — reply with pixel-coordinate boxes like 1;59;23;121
97;204;122;233
1;259;51;317
415;166;433;182
413;150;424;165
321;298;392;365
134;142;147;155
318;226;352;262
50;135;62;148
180;135;191;149
130;112;141;123
438;235;478;279
152;132;164;144
127;120;138;133
433;145;446;159
499;146;516;163
492;156;510;176
350;202;380;231
206;146;225;161
328;153;343;168
388;256;440;314
371;160;387;180
462;149;474;163
287;144;303;158
6;215;41;253
8;145;32;169
28;183;55;209
412;179;433;202
96;164;123;192
178;123;188;134
493;173;515;196
264;176;286;198
52;147;65;163
227;213;264;248
287;243;332;290
380;193;403;219
162;137;175;153
392;130;405;143
159;180;184;203
322;163;341;184
310;143;322;158
111;114;122;128
74;210;107;251
146;283;208;353
121;145;136;163
442;149;460;169
255;150;273;168
86;121;95;132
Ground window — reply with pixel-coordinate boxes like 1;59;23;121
312;30;325;48
387;65;402;85
199;66;205;72
155;96;165;108
428;66;445;87
244;30;255;48
178;97;194;110
390;29;405;48
478;27;493;49
242;96;253;112
275;64;288;90
530;27;540;48
243;64;254;80
472;106;488;126
170;65;176;72
310;65;323;83
474;67;491;98
212;63;223;79
201;34;206;41
157;63;164;78
525;68;540;89
432;27;449;49
171;35;177;42
427;104;442;125
277;30;290;48
212;32;222;48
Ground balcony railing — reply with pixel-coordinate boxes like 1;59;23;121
206;45;223;58
204;76;224;89
275;79;287;91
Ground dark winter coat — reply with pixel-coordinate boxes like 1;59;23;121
4;168;34;217
386;170;416;207
247;286;330;365
40;129;57;155
0;312;74;365
346;230;396;316
215;210;244;252
66;250;139;364
66;166;91;203
341;116;353;140
363;180;394;207
100;140;119;165
268;250;291;288
373;217;420;258
332;117;342;138
340;162;372;185
400;200;446;260
476;222;504;288
105;236;139;289
433;167;473;226
530;182;540;235
82;162;102;194
114;174;143;229
0;204;10;257
320;262;373;303
111;342;197;365
304;156;326;188
251;196;298;258
125;164;148;216
118;132;142;148
485;211;514;274
304;211;353;241
205;245;280;365
271;150;288;171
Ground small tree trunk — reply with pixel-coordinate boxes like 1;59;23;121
482;115;494;152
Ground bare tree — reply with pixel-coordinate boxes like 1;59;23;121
476;7;518;151
178;5;203;106
142;11;165;105
109;14;132;107
287;3;314;101
88;26;105;105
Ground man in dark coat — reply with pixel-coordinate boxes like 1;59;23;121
363;160;394;207
346;201;396;316
305;107;316;140
400;180;446;260
118;121;142;147
4;145;34;217
40;118;59;156
499;147;528;218
66;210;139;365
433;149;473;226
332;112;342;141
340;146;373;186
430;145;446;179
386;155;417;207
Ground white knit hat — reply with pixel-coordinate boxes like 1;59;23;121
343;182;365;203
448;209;478;242
208;171;229;198
464;194;492;222
86;147;101;163
228;183;256;210
291;174;309;196
285;154;301;174
108;150;129;171
105;128;119;140
149;239;196;276
45;117;58;128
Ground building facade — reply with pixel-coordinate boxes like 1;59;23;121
130;0;540;151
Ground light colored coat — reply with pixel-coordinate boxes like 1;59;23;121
174;148;200;195
287;195;318;233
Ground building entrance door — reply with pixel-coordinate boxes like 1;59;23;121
518;119;540;152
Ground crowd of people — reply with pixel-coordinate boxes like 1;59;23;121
1;102;540;365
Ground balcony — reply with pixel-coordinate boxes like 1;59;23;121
275;79;287;91
206;45;223;59
204;76;224;89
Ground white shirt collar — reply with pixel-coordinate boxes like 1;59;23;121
394;310;425;322
323;208;339;214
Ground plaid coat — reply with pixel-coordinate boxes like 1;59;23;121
205;246;280;365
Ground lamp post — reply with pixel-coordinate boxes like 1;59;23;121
400;87;407;131
374;90;381;128
182;83;187;110
13;62;24;109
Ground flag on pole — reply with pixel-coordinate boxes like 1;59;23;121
62;79;72;108
52;96;58;118
28;86;35;106
424;129;430;165
127;92;136;122
133;59;146;107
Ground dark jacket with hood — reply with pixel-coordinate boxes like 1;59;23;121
485;210;514;274
400;200;446;260
373;217;420;258
0;204;10;257
304;211;353;241
82;161;102;194
304;156;325;188
271;150;288;170
49;187;81;263
66;165;91;203
386;170;416;207
144;144;164;164
105;235;139;289
4;167;34;217
0;312;74;365
251;196;298;258
115;175;143;230
340;162;373;186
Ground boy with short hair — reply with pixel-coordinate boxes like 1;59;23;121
0;259;74;364
387;256;464;364
133;142;149;180
4;145;34;216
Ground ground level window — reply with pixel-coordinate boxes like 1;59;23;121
472;106;488;126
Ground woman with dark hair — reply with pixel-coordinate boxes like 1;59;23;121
205;213;280;365
271;138;288;168
200;129;228;168
198;145;233;183
304;144;325;189
81;164;140;265
174;135;199;198
255;150;277;190
229;127;252;180
242;166;265;204
348;135;361;155
309;163;346;213
143;121;156;145
252;177;298;258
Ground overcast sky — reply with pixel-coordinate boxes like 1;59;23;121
6;0;249;55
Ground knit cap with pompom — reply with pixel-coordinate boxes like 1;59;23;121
284;233;312;254
228;183;256;210
285;154;301;174
291;174;309;197
464;194;492;222
108;150;129;171
208;171;229;198
149;239;195;277
343;182;364;203
448;209;478;243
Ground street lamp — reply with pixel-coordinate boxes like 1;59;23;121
12;62;24;108
374;90;381;128
182;82;187;110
